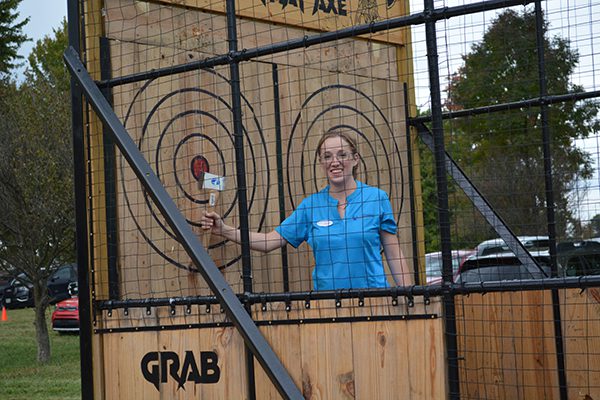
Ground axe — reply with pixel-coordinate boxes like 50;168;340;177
198;172;226;249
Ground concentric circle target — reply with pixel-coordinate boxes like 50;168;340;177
120;69;270;272
286;84;405;223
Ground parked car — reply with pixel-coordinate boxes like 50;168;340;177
0;271;13;301
47;263;78;304
557;240;600;277
426;249;476;284
456;251;551;283
2;273;34;309
475;236;549;257
51;296;79;333
2;264;78;308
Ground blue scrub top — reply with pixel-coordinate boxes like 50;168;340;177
275;181;397;290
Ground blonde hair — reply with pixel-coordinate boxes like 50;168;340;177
316;128;360;178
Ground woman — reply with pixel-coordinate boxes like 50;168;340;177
200;129;410;290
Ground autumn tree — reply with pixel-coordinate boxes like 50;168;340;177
0;20;72;363
433;8;599;246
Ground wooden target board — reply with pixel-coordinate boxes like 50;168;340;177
103;0;413;297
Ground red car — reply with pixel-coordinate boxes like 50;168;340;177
51;297;79;333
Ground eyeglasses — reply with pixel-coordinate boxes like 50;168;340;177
319;151;355;163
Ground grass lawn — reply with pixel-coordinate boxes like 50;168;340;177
0;307;81;400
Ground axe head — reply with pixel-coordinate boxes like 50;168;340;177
198;172;226;208
199;172;226;191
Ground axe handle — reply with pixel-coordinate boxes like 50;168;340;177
201;189;219;249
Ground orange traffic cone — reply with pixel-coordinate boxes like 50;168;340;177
1;306;7;322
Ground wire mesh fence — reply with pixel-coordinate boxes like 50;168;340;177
71;0;600;398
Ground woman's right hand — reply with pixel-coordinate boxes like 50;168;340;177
201;211;225;235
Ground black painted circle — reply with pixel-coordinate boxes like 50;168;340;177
286;84;405;225
120;70;270;271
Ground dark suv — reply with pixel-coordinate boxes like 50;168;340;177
47;264;78;304
2;264;78;308
557;240;600;277
2;273;34;308
0;271;13;301
456;251;551;283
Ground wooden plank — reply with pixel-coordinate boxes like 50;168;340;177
254;323;304;398
104;331;161;399
516;290;558;399
297;317;354;399
104;1;399;81
392;0;426;283
140;0;407;45
98;327;247;399
83;0;110;303
561;287;600;400
80;1;111;398
456;291;560;400
250;297;445;399
352;319;409;399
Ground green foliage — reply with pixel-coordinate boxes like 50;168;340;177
0;0;29;75
26;19;69;91
418;138;441;252
0;21;72;363
0;308;81;400
429;8;600;243
589;214;600;238
0;19;73;277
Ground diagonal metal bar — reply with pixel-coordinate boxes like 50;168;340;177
64;46;303;400
414;122;547;276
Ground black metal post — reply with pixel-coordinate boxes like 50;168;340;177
225;0;253;294
63;47;303;400
423;0;460;397
403;83;421;285
272;64;290;292
534;2;568;398
67;0;94;398
99;36;120;300
225;2;258;396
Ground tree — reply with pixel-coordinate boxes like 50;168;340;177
588;214;600;238
442;9;598;241
0;0;29;75
0;20;73;363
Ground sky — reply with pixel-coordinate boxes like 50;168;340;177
14;0;67;79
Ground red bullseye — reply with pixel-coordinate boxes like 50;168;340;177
191;156;209;181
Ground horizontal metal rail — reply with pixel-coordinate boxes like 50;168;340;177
411;89;600;124
94;313;438;335
94;275;600;311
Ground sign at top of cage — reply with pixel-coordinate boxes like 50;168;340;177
159;0;408;45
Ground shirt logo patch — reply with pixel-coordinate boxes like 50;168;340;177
316;220;334;227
